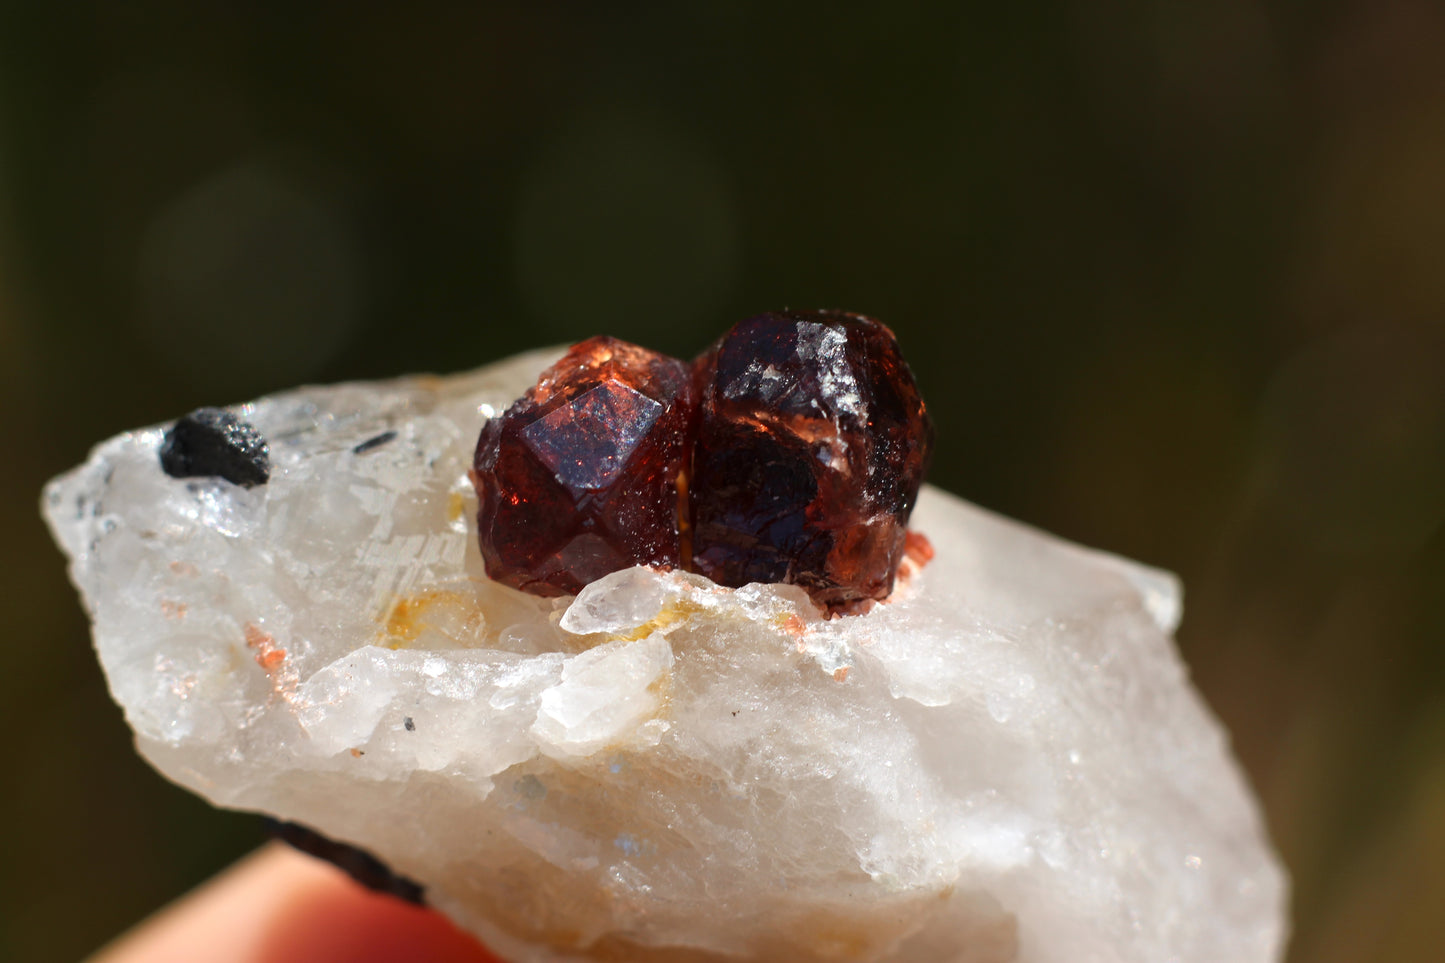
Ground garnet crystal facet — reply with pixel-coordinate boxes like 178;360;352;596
690;311;934;607
472;336;694;596
473;312;933;607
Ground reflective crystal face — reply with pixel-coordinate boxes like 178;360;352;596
691;311;935;607
472;336;694;596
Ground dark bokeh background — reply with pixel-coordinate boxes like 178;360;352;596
3;5;1443;962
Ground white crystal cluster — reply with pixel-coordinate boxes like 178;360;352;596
42;349;1288;963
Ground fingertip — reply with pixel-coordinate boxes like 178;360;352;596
91;844;501;963
256;849;501;963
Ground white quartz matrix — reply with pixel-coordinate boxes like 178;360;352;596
43;348;1288;963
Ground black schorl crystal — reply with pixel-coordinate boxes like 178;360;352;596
352;430;398;454
264;818;426;904
159;407;270;487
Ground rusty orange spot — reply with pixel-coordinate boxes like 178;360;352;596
380;589;484;648
904;529;935;565
244;623;287;673
833;666;850;683
779;613;807;639
169;560;199;577
384;592;443;643
385;595;425;642
160;599;187;620
890;530;938;590
611;600;700;643
349;748;364;758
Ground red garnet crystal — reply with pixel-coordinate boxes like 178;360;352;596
472;311;933;607
689;311;934;607
471;336;694;596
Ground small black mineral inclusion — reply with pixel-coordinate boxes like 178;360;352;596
352;430;397;455
159;407;270;488
264;818;425;904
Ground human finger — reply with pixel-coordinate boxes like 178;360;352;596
88;842;501;963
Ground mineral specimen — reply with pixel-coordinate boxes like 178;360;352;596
42;347;1289;963
690;311;933;607
473;312;933;608
472;337;694;596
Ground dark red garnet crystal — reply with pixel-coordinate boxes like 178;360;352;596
472;336;694;596
690;311;934;607
471;311;933;607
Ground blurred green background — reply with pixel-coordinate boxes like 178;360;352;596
2;4;1442;962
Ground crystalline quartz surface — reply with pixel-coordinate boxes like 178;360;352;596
42;348;1288;963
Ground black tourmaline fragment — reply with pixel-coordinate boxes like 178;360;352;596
264;818;425;904
159;407;271;487
352;430;398;454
